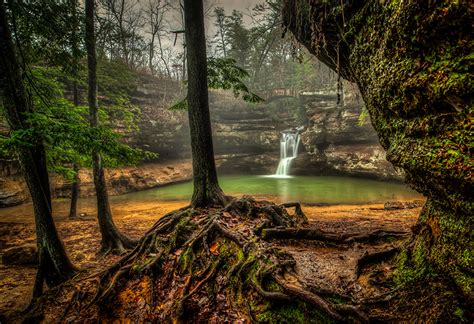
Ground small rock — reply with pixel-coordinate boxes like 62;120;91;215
1;244;38;266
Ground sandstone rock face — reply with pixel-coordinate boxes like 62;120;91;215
52;160;194;198
0;75;403;207
293;101;403;180
0;177;28;208
130;79;400;180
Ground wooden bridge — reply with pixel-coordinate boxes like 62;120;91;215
259;87;339;104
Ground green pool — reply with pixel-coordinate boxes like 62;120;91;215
114;175;422;205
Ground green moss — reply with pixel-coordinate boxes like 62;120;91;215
284;0;473;297
454;307;465;321
256;301;332;324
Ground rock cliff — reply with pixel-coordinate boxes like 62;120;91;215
282;0;472;297
1;73;402;207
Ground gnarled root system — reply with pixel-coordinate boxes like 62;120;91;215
58;197;404;322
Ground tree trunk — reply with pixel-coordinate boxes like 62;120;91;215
68;79;80;219
149;38;154;75
69;0;80;220
0;1;75;297
157;32;171;78
85;0;136;254
68;163;80;219
183;0;227;208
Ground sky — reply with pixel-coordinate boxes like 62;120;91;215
205;0;264;27
214;0;262;12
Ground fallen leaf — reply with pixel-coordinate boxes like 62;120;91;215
210;241;220;256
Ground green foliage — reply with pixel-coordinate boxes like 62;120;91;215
358;105;369;126
96;57;138;103
169;57;264;111
256;301;331;323
207;57;264;103
8;0;84;71
168;99;188;111
0;65;154;180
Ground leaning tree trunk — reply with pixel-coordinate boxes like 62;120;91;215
183;0;227;208
85;0;136;254
282;0;473;298
0;1;76;298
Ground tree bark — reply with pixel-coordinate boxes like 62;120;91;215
183;0;227;208
68;163;80;219
85;0;136;254
69;0;80;220
0;0;75;297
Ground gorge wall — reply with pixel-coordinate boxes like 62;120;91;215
282;0;472;297
132;76;402;179
1;74;402;207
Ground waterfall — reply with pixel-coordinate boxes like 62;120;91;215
275;130;301;177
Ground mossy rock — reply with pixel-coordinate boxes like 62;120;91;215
282;0;473;298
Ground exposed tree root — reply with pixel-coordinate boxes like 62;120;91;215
97;234;138;256
262;228;408;244
355;247;400;278
53;197;403;322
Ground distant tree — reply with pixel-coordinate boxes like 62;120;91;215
143;0;169;76
183;0;227;207
0;1;76;299
212;7;228;57
98;0;145;68
226;10;250;69
85;0;136;254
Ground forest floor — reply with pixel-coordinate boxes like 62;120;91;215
0;198;427;321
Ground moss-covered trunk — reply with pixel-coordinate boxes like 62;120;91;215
282;0;473;296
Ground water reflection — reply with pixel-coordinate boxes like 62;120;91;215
115;175;422;205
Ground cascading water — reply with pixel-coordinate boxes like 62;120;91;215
274;129;301;177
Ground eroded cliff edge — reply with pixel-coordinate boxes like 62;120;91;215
282;0;473;296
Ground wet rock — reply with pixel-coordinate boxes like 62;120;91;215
293;103;404;181
1;244;38;266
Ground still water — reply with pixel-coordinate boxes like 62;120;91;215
114;175;421;205
0;176;423;222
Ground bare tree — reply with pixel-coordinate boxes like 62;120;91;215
99;0;144;68
212;7;228;57
143;0;170;76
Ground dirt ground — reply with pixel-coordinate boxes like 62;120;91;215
0;198;423;321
